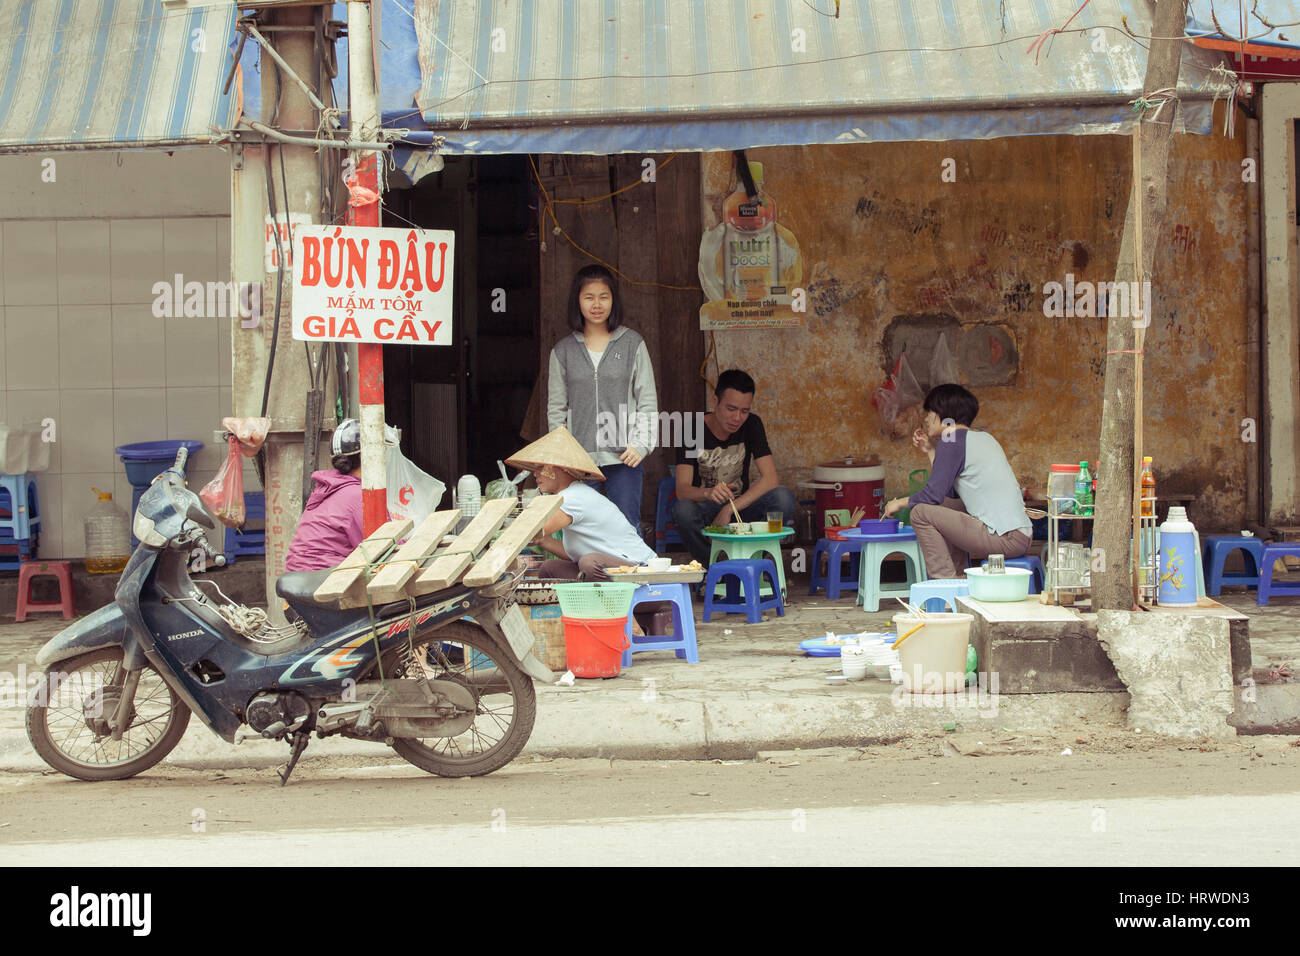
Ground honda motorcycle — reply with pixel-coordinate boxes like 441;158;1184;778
26;447;551;785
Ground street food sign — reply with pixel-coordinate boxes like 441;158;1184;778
291;225;454;345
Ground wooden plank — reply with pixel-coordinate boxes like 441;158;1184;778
312;518;414;604
442;498;515;554
410;552;474;595
463;495;563;587
364;510;463;604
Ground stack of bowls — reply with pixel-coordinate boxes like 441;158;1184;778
858;638;901;680
840;644;871;680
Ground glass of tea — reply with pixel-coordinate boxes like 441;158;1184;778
766;511;783;533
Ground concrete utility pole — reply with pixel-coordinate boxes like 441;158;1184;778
346;1;388;534
1092;0;1187;610
231;4;335;617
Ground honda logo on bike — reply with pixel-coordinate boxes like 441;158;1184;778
166;629;204;642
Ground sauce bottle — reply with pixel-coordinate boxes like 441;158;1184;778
722;162;780;303
1141;456;1155;517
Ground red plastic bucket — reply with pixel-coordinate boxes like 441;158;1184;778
561;615;629;678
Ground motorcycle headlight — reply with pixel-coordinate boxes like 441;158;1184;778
132;512;166;548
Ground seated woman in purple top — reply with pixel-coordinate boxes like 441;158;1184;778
882;385;1032;578
285;420;365;572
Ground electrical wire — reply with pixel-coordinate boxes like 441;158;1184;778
528;154;698;292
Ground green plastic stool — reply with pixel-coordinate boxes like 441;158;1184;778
705;528;793;598
854;530;928;612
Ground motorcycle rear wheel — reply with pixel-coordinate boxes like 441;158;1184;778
26;648;191;781
386;621;536;778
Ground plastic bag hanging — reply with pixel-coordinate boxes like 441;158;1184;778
200;436;247;528
928;332;960;388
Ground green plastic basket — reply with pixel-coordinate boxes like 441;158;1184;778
551;582;639;619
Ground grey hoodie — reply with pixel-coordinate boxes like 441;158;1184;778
547;326;659;466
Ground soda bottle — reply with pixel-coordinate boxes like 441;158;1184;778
1075;461;1093;516
1141;456;1155;517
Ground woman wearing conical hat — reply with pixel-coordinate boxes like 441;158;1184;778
508;427;656;581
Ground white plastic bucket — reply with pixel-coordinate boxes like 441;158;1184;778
891;613;973;694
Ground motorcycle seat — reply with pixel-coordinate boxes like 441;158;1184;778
275;570;431;636
276;570;340;611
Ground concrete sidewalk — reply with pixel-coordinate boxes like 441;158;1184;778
0;583;1296;772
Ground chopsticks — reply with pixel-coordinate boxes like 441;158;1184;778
848;507;866;525
891;597;928;649
723;485;742;524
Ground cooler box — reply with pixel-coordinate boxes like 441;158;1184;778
808;456;885;530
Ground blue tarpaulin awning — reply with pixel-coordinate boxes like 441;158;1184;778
0;0;240;152
407;0;1236;155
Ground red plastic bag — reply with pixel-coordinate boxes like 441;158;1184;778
200;437;246;528
873;352;925;439
221;416;270;456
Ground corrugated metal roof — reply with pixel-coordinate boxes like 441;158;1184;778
0;0;238;152
410;0;1233;154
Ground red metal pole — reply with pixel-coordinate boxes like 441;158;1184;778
348;2;386;535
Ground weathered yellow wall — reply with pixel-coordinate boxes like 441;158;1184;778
704;117;1250;529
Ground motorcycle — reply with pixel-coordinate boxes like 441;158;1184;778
26;447;552;785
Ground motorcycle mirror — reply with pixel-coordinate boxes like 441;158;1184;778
187;502;216;530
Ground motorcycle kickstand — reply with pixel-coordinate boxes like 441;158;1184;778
278;730;310;787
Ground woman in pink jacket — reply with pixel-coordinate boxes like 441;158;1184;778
285;420;365;572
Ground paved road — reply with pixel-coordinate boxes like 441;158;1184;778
3;745;1297;865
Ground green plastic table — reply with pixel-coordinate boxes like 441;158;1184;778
703;528;795;598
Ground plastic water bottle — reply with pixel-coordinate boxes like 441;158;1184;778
84;488;131;574
1074;461;1093;516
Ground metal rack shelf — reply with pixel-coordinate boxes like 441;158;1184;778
1045;497;1157;605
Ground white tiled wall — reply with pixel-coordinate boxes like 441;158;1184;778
2;213;235;558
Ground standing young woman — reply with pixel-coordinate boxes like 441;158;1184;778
547;264;659;530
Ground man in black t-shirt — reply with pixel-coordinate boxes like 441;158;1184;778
671;369;797;565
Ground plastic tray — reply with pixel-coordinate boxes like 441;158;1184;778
799;633;897;657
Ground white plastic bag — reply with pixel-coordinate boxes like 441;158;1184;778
386;444;446;526
928;332;960;388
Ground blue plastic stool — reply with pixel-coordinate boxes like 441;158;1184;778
1004;555;1045;594
0;473;39;540
851;529;927;612
622;582;699;665
809;537;864;599
1257;544;1300;606
909;578;970;612
0;474;39;570
703;559;785;624
1203;536;1265;595
654;476;684;554
223;491;266;563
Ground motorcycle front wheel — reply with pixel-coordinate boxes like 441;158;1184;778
386;621;536;778
26;648;191;781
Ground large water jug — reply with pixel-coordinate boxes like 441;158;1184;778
84;488;131;574
1157;506;1203;606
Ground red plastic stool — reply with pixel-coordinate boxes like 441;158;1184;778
15;560;76;621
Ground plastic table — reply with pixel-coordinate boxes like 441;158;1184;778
838;528;928;612
703;528;795;598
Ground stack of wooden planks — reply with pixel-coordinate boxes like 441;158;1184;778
311;495;562;608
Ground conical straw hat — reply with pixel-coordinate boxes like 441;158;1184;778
507;427;604;480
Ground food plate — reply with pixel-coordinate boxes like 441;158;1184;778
799;633;897;658
608;560;704;575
